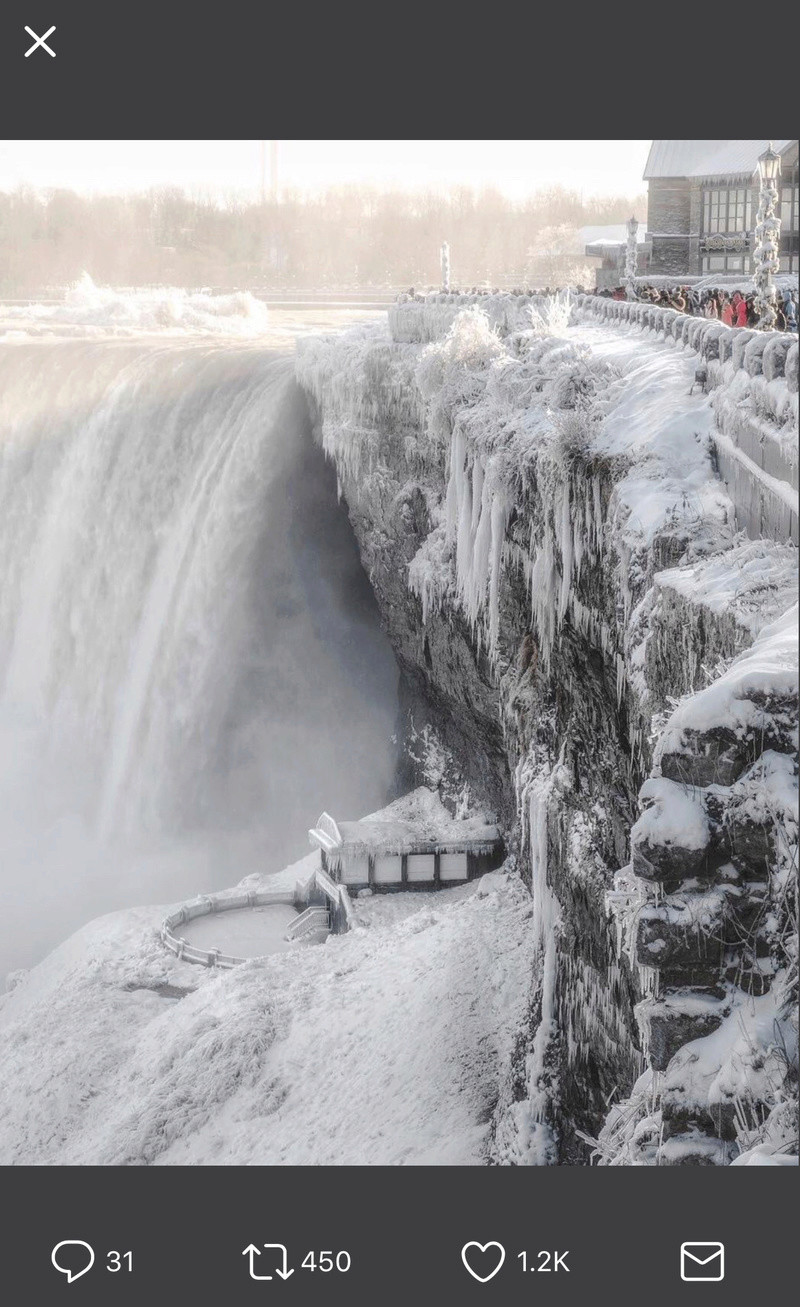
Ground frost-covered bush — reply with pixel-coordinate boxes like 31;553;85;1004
553;410;597;465
416;309;498;392
415;307;505;454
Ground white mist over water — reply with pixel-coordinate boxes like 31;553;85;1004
0;324;400;972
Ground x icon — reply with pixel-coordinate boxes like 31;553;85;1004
24;25;56;57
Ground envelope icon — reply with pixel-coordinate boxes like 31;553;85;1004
681;1242;725;1281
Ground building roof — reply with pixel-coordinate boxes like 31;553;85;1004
309;810;500;857
644;140;796;181
581;223;648;250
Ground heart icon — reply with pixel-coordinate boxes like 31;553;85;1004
461;1241;506;1283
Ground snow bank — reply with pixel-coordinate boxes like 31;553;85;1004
632;778;710;852
654;538;798;638
0;795;534;1165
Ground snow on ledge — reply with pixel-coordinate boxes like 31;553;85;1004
656;603;798;754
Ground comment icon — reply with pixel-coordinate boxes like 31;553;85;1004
51;1241;95;1283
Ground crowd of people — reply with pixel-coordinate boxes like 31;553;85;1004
595;282;798;332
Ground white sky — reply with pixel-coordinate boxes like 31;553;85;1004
0;140;651;200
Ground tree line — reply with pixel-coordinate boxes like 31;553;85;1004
0;184;646;295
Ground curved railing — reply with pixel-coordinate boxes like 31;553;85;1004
161;887;300;969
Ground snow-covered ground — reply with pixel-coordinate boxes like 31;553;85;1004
0;792;535;1166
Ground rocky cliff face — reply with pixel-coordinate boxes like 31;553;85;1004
296;300;798;1165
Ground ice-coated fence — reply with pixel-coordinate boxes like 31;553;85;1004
571;295;798;547
388;292;562;343
161;887;301;968
387;291;798;547
160;866;355;968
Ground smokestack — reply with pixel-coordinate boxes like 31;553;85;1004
270;141;279;203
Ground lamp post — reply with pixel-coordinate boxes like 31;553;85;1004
441;241;451;292
753;143;781;330
625;216;639;300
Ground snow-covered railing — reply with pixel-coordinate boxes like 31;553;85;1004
284;905;330;941
568;296;799;546
160;887;299;969
571;293;797;376
338;884;355;930
389;292;563;343
386;289;797;547
313;866;340;903
300;865;354;937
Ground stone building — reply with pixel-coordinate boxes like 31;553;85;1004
644;140;799;278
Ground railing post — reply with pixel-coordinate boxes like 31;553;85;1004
441;241;450;292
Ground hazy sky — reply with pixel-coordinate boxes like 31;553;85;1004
0;140;651;200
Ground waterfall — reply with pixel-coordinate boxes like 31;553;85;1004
0;337;399;970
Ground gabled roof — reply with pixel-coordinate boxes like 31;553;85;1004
644;141;728;180
580;224;647;248
580;224;628;245
644;140;796;181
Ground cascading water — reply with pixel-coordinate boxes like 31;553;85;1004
0;327;400;972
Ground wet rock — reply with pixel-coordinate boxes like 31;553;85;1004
723;809;776;880
635;902;728;971
659;729;751;787
657;1132;736;1165
638;997;727;1071
661;1091;737;1143
631;838;708;884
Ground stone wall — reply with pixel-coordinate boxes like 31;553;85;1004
646;178;693;275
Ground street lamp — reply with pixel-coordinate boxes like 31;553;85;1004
625;215;639;300
753;143;782;330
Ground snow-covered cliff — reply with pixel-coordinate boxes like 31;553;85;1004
296;299;798;1165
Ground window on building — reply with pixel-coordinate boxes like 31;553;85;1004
702;253;751;274
702;187;752;233
780;183;799;232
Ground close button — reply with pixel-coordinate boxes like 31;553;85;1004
24;26;56;57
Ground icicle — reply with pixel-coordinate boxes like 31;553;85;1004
470;459;485;535
456;455;474;586
558;479;573;624
488;489;510;654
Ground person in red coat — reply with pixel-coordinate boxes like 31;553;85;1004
736;295;748;328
